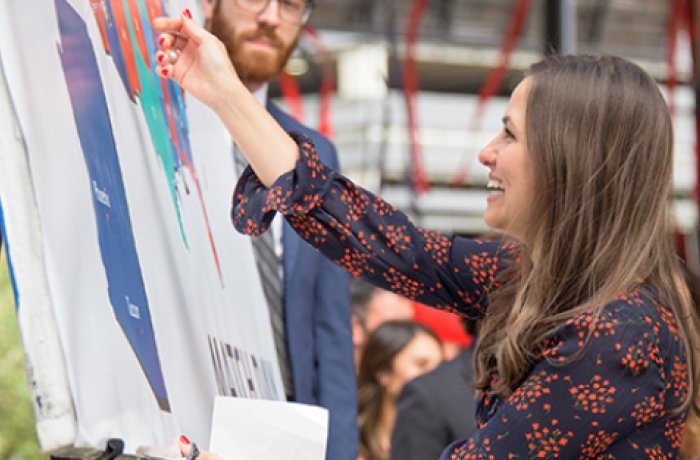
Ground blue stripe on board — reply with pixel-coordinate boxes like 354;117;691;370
56;0;170;411
0;197;20;310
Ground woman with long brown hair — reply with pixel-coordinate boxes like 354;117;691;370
155;12;700;459
357;321;443;460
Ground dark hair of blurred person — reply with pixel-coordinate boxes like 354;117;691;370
357;320;443;460
390;318;479;460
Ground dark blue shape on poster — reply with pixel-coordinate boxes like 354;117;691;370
55;0;169;411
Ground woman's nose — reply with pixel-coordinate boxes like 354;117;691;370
478;138;498;166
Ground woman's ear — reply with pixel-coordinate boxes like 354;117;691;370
376;369;392;388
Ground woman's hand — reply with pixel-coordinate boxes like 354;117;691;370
178;434;222;460
151;9;299;187
152;11;242;112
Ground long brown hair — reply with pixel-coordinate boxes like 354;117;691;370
474;55;700;415
357;320;439;460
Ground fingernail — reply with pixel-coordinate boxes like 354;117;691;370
180;435;190;445
162;68;169;76
157;53;164;63
183;8;192;19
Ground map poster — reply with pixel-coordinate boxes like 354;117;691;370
0;0;283;455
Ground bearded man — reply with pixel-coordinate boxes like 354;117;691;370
201;1;358;458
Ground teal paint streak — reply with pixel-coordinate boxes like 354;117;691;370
122;0;188;245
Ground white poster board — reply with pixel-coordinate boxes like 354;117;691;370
0;0;283;455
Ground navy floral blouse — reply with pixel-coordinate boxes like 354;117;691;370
232;135;689;459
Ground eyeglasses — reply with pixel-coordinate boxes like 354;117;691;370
234;0;314;25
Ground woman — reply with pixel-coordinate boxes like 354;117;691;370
357;321;443;460
156;12;700;459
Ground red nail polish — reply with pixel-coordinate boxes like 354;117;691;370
157;53;164;63
180;435;190;445
162;68;169;76
183;8;192;19
159;36;165;47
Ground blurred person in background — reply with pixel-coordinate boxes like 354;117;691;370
412;302;474;360
350;279;414;370
352;279;473;366
357;320;443;460
390;318;478;460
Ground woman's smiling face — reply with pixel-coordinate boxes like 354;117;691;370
478;77;534;242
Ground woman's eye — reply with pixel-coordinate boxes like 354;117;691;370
504;128;515;140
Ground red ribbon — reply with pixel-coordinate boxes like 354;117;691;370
667;0;686;116
404;0;430;195
303;26;336;139
279;71;305;122
451;0;532;186
278;27;335;139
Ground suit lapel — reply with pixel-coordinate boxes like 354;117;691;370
282;220;301;286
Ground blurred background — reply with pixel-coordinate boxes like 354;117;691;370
1;245;42;459
269;0;697;245
2;0;699;458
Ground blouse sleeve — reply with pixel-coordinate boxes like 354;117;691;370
231;134;514;317
444;294;687;459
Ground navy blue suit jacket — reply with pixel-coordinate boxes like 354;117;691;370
268;101;358;460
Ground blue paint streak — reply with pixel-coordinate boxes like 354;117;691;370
0;197;20;310
166;80;192;165
56;0;170;411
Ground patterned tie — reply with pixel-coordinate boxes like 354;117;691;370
233;145;294;399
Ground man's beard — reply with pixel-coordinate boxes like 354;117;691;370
209;7;298;86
